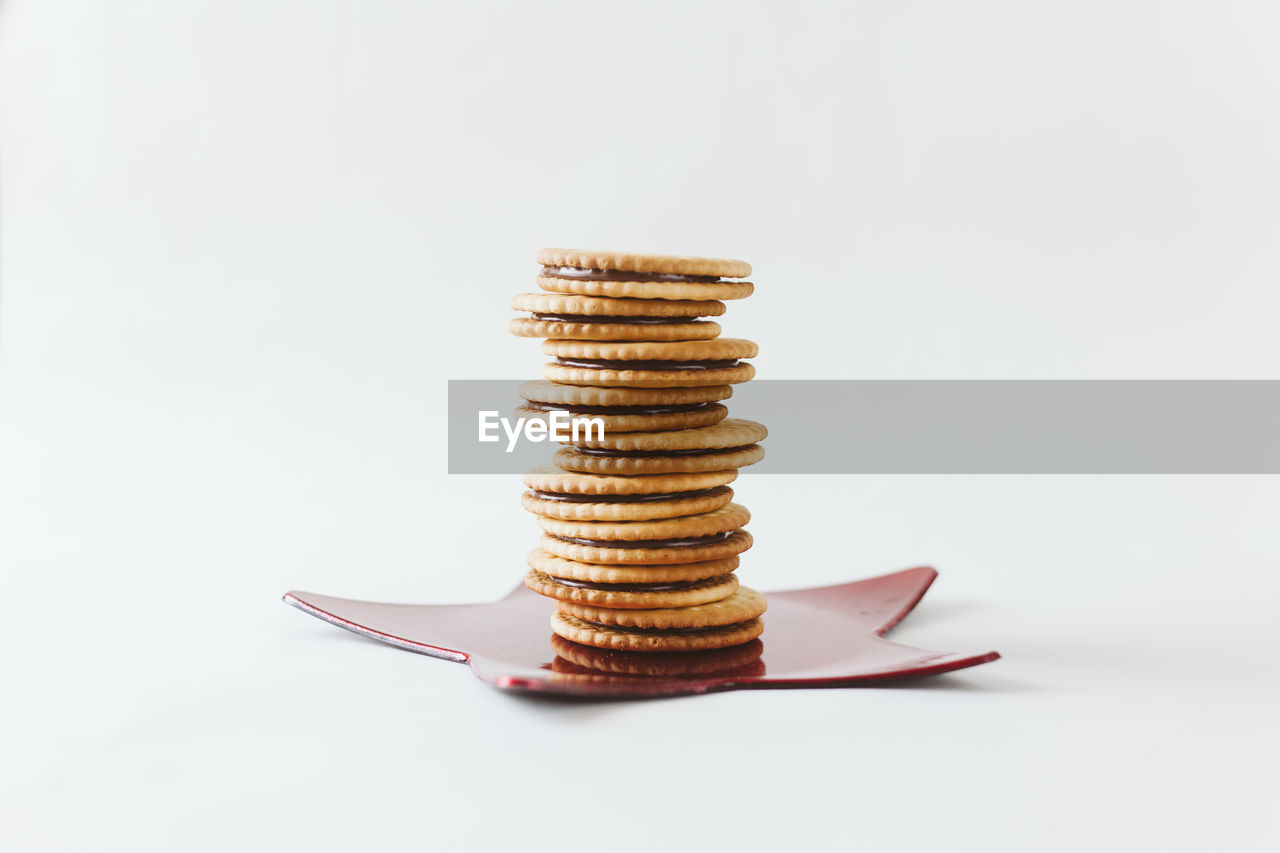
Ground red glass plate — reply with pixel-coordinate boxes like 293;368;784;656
283;566;1000;698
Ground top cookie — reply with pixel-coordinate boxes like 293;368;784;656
537;248;754;301
536;248;751;279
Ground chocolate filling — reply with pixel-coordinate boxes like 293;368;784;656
553;532;732;549
577;618;756;634
551;357;742;371
529;486;727;504
520;401;710;416
531;313;697;325
572;445;754;458
541;266;723;284
549;576;714;592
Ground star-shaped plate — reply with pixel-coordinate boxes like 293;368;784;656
284;566;999;698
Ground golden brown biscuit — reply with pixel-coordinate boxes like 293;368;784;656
521;464;737;495
526;549;741;584
541;339;757;387
554;444;766;475
543;361;754;387
542;339;758;361
510;293;726;341
547;656;765;683
547;655;766;683
520;485;734;522
557;587;768;630
549;635;764;677
524;569;739;609
551;610;764;652
538;276;754;302
514;402;728;434
509;317;721;342
518;380;732;408
571;418;768;452
536;503;750;541
539;529;753;565
536;248;751;278
511;293;726;317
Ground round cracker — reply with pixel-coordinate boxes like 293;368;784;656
521;485;734;521
522;465;738;496
510;292;725;317
536;503;750;541
515;402;727;434
574;418;767;452
542;338;758;361
557;587;768;630
554;445;766;475
539;529;753;565
550;634;764;677
543;362;755;387
526;549;740;583
509;317;722;341
525;569;739;609
536;248;751;278
551;610;764;652
519;381;732;407
547;655;766;683
538;275;754;302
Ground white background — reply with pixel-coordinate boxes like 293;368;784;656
2;2;1278;851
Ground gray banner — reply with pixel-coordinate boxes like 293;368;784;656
448;380;1280;474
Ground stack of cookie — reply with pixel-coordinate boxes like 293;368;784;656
510;248;767;665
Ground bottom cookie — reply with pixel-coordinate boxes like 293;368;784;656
547;656;766;686
550;634;764;677
551;609;765;652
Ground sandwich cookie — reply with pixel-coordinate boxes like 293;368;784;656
519;381;733;409
536;503;750;560
553;418;767;475
521;485;734;522
536;248;753;302
542;338;757;388
557;586;768;630
526;549;741;584
522;462;737;495
539;529;753;565
522;464;738;520
548;655;765;684
509;293;724;342
525;568;739;609
550;587;768;651
517;380;730;433
517;403;728;435
536;503;750;542
551;611;764;652
548;635;764;678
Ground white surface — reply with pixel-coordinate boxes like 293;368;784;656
2;2;1278;851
